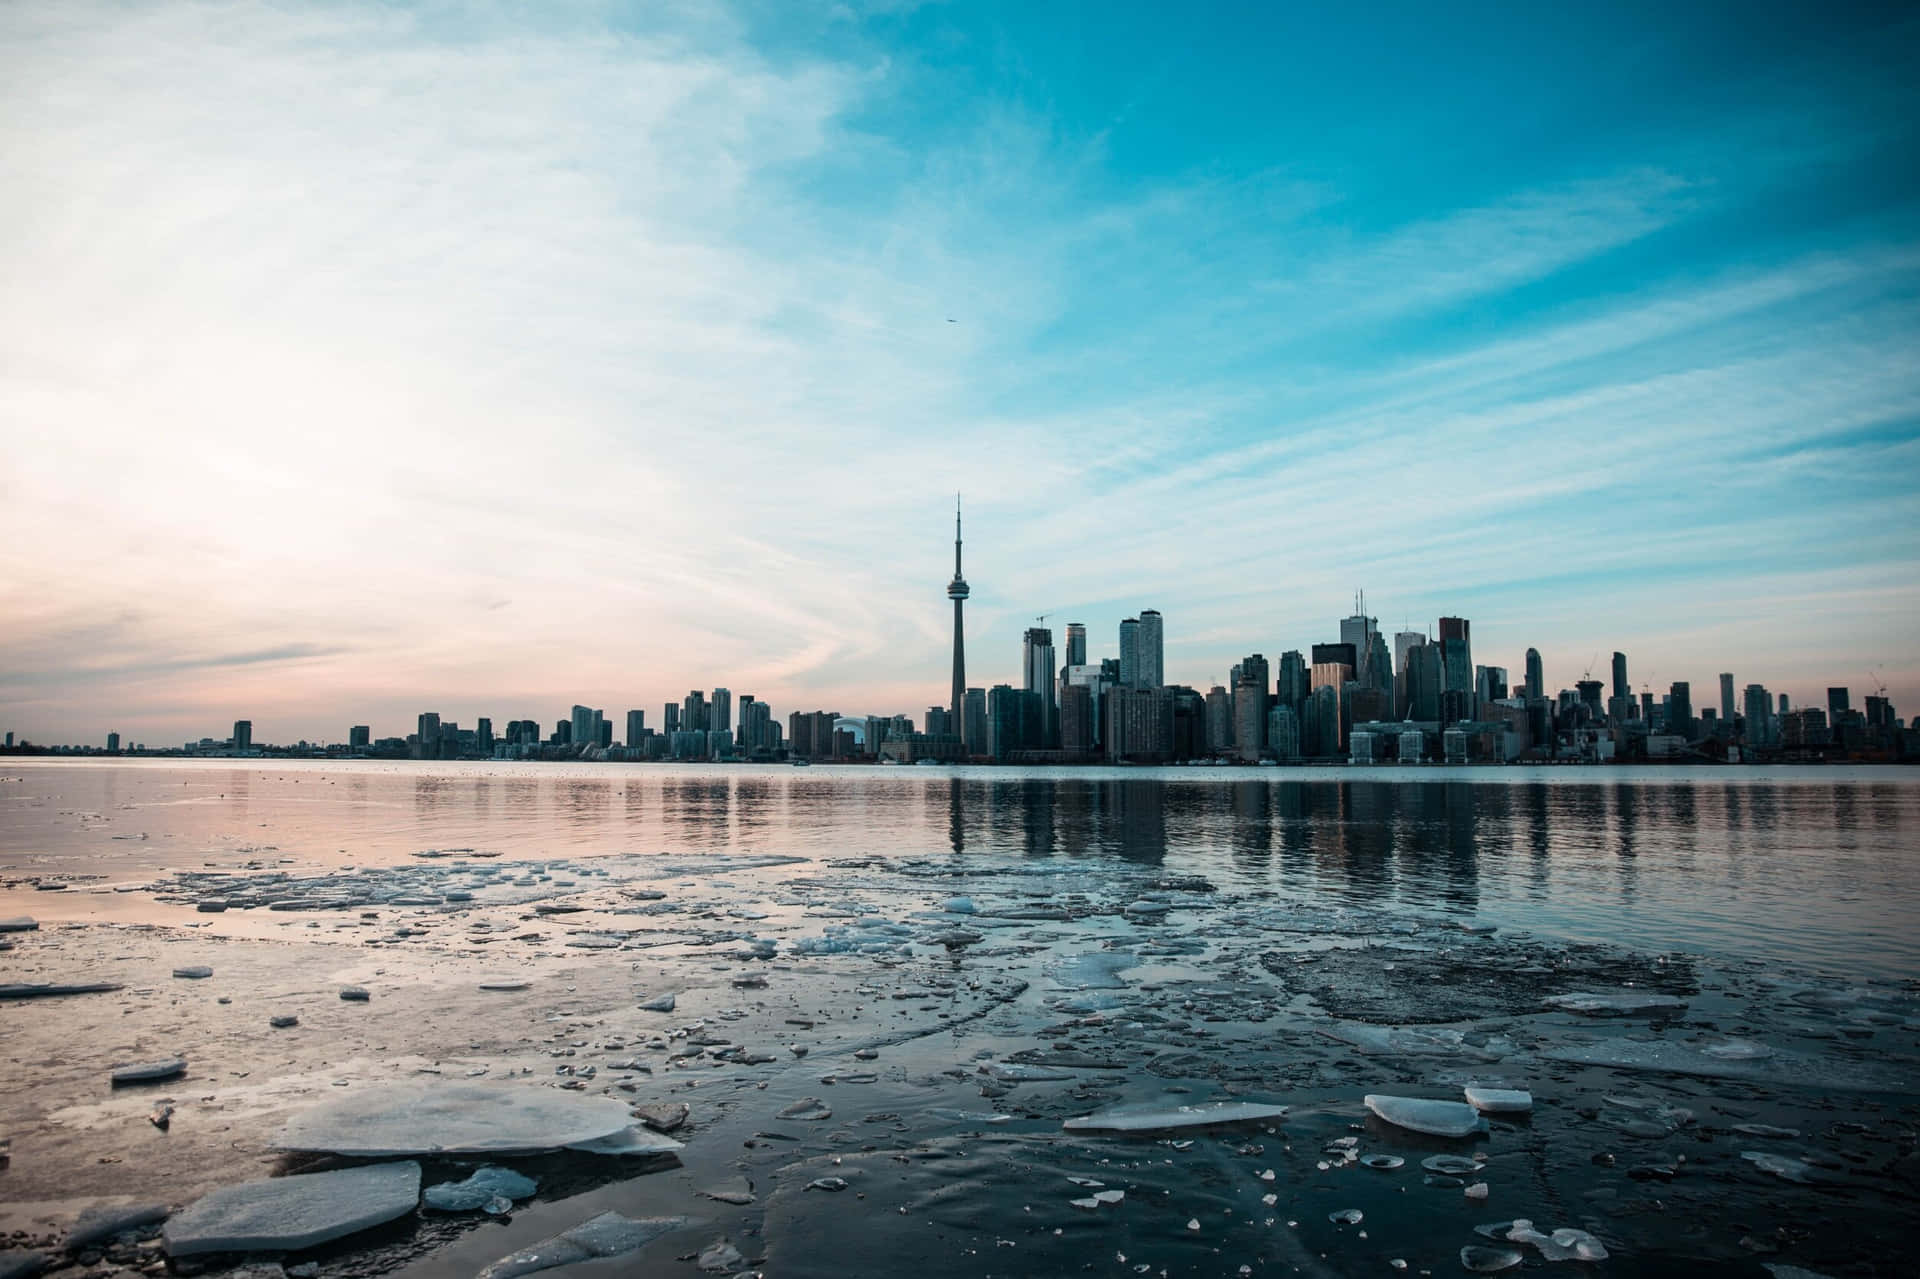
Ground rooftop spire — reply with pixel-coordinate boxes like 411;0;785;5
954;492;963;578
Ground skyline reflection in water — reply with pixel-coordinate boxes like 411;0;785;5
3;760;1916;979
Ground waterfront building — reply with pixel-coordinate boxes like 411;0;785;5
1064;622;1087;667
1268;703;1300;761
1719;674;1735;726
681;691;708;734
963;687;987;755
1340;598;1379;689
1277;649;1310;719
712;688;732;735
926;707;952;738
1404;645;1443;721
1060;683;1094;752
1828;687;1850;717
1302;685;1340;758
1118;617;1141;689
1138;609;1164;688
1024;626;1057;747
571;704;595;751
1233;668;1267;761
1205;685;1232;754
664;703;680;735
1669;681;1694;740
349;725;371;749
1439;617;1473;710
232;720;253;752
1063;664;1115;748
1526;647;1546;701
1399;726;1426;763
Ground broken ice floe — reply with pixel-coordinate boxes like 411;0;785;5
1063;1101;1288;1132
0;982;123;1000
165;1162;420;1256
1482;1219;1610;1262
1742;1151;1839;1184
1363;1095;1488;1138
111;1059;186;1086
1544;991;1688;1017
474;1212;690;1279
0;918;37;932
274;1082;641;1156
68;1202;170;1251
423;1167;538;1213
1464;1086;1532;1113
171;966;212;979
1317;1023;1513;1060
1542;1038;1909;1091
1460;1244;1524;1272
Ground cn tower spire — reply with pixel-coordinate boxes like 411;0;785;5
947;493;971;750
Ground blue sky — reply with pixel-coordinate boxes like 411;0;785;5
1;0;1916;743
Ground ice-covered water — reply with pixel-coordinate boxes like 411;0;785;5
2;761;1917;1278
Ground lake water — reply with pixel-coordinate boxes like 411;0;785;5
5;760;1917;979
3;759;1918;1278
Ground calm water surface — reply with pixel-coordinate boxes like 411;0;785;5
3;759;1916;979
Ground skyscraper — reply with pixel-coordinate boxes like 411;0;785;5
416;712;439;759
1394;633;1426;718
1277;650;1310;718
1023;626;1056;747
1118;617;1141;688
1438;617;1472;705
571;705;594;751
1611;652;1628;704
948;497;970;731
712;688;732;735
963;687;987;755
1526;648;1545;701
1340;597;1377;687
1827;687;1850;716
626;710;646;747
1064;622;1087;668
350;725;371;749
1719;673;1734;725
1138;610;1164;688
1669;681;1694;739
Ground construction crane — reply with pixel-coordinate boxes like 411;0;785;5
1868;668;1888;699
1581;652;1599;681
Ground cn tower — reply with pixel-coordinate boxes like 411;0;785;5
947;494;969;737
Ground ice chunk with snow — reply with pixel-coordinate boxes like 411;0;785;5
172;966;212;979
562;1125;684;1157
424;1167;537;1212
68;1202;169;1250
274;1082;635;1156
0;918;36;933
1063;1101;1288;1132
942;897;976;914
1364;1095;1488;1138
1544;991;1687;1017
111;1059;185;1086
778;1098;832;1121
0;982;122;1000
639;992;676;1012
697;1238;745;1273
164;1162;420;1256
475;1212;689;1279
1464;1086;1532;1113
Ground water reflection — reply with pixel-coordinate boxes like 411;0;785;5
9;763;1919;977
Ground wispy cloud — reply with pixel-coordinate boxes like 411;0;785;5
1;0;1915;743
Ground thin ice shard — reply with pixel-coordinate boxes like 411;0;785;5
1063;1101;1288;1132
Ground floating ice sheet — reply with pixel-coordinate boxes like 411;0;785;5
423;1167;537;1212
1541;1039;1910;1092
274;1082;636;1156
475;1211;690;1279
1464;1086;1532;1113
1544;991;1688;1017
1363;1095;1488;1138
164;1162;420;1256
1063;1101;1288;1132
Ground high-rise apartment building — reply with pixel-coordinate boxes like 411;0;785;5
1205;686;1232;754
1233;668;1267;761
1611;652;1628;704
712;688;732;735
570;705;594;751
1060;683;1094;752
1404;645;1443;721
626;710;646;747
1064;622;1087;668
1827;687;1850;717
1719;674;1734;725
349;725;371;749
682;691;708;734
1138;610;1164;688
232;720;252;752
1526;647;1545;701
1743;684;1772;747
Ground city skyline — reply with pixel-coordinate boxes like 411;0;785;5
3;1;1917;745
